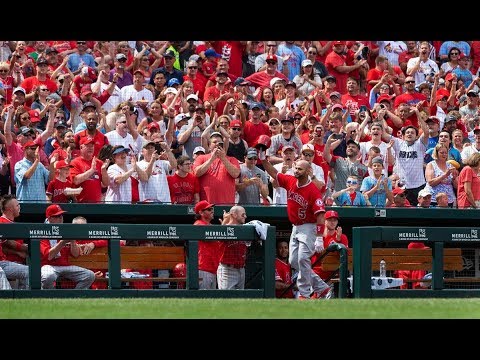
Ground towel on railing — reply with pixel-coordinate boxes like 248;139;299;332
245;220;270;241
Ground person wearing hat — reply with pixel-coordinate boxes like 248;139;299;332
69;136;109;203
14;138;54;202
452;52;473;88
0;194;30;290
66;41;96;74
192;131;240;205
109;53;133;89
459;90;480;124
387;187;411;207
245;53;288;90
255;41;286;75
236;147;269;205
177;104;211;159
270;145;296;205
136;139;176;203
183;60;207;99
292;59;322;98
118;67;154;122
192;199;218;289
46;159;75;203
311;209;348;296
273;80;302;114
360;156;393;207
266;116;303;165
298;143;325;191
461;124;480;163
148;49;184;89
305;44;329;79
203;71;232;115
20;56;58;107
225;119;249;163
40;204;95;289
192;146;206;160
424;129;462;166
417;188;433;208
104;145;149;203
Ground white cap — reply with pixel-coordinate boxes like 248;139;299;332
13;86;26;95
165;87;178;95
193;146;205;154
301;59;313;67
418;188;432;198
186;94;199;102
269;77;285;88
174;113;189;124
301;143;314;153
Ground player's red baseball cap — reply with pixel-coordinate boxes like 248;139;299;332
325;210;339;220
194;200;214;214
46;204;67;218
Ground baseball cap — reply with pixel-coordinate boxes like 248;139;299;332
371;156;383;165
324;210;339;220
426;116;440;125
147;122;160;130
209;131;222;138
333;41;346;46
164;87;178;95
194;200;214;214
445;114;457;123
269;77;285;88
193;146;206;154
133;69;146;77
167;78;180;87
45;47;58;55
112;146;130;155
329;91;341;99
13;87;26;95
281;145;295;153
346;139;360;149
445;73;455;82
80;137;94;146
204;48;221;58
81;84;93;96
82;101;96;111
115;53;127;61
325;75;336;82
438;78;445;85
55;160;73;170
174;113;189;124
55;121;67;129
468;90;479;97
244;148;257;159
301;143;314;153
408;242;429;249
186;94;199;102
22;140;38;149
229;119;242;128
163;50;176;58
266;54;278;63
142;141;156;149
301;59;313;67
234;77;250;87
29;109;41;123
418;188;432;198
392;187;405;196
46;204;67;218
249;102;263;110
285;81;296;88
36;57;48;66
377;94;394;103
281;117;294;124
18;126;34;136
331;104;344;111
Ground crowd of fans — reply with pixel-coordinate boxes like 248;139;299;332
1;40;480;208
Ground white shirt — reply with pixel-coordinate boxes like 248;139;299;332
136;159;172;203
105;164;135;203
119;85;154;121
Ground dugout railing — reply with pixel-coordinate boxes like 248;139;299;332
0;223;276;298
351;226;480;298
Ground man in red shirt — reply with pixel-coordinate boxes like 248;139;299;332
194;200;219;289
275;240;294;298
40;204;95;289
74;105;109;157
261;155;331;300
167;155;200;204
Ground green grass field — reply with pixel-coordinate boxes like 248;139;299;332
2;298;480;319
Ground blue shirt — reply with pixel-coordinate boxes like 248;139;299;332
67;53;96;73
14;158;49;202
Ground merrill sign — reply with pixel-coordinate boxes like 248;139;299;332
451;230;478;241
398;228;428;241
29;226;62;239
146;227;179;239
205;227;237;240
88;226;121;239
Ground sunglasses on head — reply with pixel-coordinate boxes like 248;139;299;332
346;180;358;184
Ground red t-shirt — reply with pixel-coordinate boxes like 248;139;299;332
74;130;109;158
46;178;73;203
167;172;200;204
311;232;349;280
69;156;104;203
194;219;220;274
275;258;294;298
